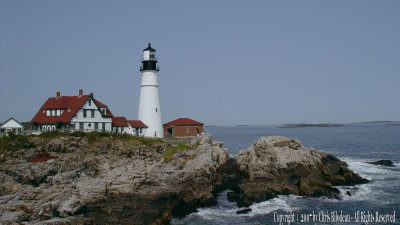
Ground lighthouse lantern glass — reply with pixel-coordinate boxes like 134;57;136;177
143;50;150;61
143;50;156;61
150;52;156;60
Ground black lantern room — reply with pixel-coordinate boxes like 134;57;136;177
140;43;159;71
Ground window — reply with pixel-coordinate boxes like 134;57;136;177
88;123;91;128
91;109;95;118
47;110;50;116
89;99;92;106
186;126;190;134
52;109;56;116
139;128;142;134
94;122;98;130
102;123;106;131
121;127;124;132
83;109;87;118
102;108;106;114
79;122;84;130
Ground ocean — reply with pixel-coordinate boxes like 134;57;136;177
172;122;400;225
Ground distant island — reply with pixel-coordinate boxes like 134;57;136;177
360;121;397;124
279;123;343;128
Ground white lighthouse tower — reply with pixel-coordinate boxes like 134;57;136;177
138;43;164;138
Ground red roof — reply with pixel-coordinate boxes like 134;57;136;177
112;117;128;127
94;99;113;117
30;94;113;124
127;120;148;128
164;118;203;126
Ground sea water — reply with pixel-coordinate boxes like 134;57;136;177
172;122;400;225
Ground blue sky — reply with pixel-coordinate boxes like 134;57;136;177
1;1;399;125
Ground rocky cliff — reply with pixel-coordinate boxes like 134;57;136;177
0;134;369;224
231;136;368;206
0;134;230;224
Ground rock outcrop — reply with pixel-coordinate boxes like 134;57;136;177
0;134;370;224
0;134;230;224
232;136;368;206
367;159;395;167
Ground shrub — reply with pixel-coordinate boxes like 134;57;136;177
86;132;98;144
38;131;64;139
162;143;189;162
97;131;110;137
0;133;35;162
112;133;132;141
134;136;164;146
0;133;33;152
110;133;164;146
69;131;86;137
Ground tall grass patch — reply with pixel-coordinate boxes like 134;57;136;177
0;132;35;162
162;143;189;162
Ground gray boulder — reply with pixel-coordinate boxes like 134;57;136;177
233;136;368;206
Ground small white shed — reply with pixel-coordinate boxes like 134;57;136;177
0;117;24;136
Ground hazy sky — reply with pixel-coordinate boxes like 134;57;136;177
1;1;399;125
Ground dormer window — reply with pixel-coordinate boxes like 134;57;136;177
102;108;106;114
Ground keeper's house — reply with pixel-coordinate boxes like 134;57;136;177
31;90;114;133
163;118;204;138
31;89;148;135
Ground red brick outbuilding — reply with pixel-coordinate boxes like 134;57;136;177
163;118;204;138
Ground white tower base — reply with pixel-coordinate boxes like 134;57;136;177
138;71;163;138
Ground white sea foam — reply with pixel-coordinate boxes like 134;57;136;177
334;157;400;204
172;195;299;225
340;157;400;179
173;206;252;225
248;195;299;216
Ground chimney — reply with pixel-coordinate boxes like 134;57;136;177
56;91;60;97
79;89;83;96
90;92;94;97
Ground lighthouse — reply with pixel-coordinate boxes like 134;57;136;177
138;43;164;138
